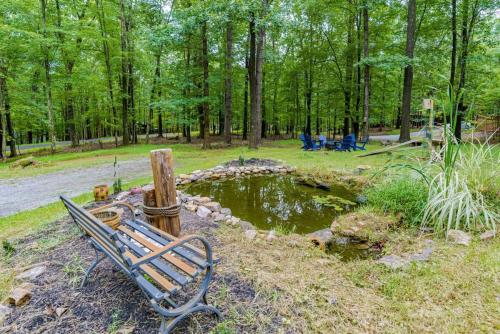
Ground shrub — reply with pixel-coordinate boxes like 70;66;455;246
366;178;428;226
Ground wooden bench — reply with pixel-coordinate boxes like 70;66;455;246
60;195;221;334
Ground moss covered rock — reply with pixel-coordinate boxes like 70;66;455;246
330;212;395;242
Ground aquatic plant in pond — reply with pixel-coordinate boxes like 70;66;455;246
186;175;357;234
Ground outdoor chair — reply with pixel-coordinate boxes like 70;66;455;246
318;135;327;148
303;135;320;150
60;195;221;334
353;136;369;151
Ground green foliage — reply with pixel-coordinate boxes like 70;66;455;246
2;239;15;257
366;178;427;226
112;156;122;194
312;195;356;212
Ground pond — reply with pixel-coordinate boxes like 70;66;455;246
186;174;357;234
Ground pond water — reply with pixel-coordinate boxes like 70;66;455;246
186;175;357;234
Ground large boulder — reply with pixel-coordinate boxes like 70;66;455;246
331;212;395;242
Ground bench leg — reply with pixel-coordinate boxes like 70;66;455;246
158;303;222;334
81;247;104;288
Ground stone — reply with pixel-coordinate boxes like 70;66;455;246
55;307;67;317
213;213;226;222
245;229;257;240
196;206;212;219
6;287;32;306
307;229;333;250
377;255;409;270
266;230;277;242
116;191;130;201
179;174;190;179
331;212;395;242
239;221;255;231
230;217;241;225
181;179;191;185
0;305;12;326
196;197;211;204
220;208;232;216
447;229;472;246
15;265;47;281
479;230;496;241
204;202;222;212
408;246;433;262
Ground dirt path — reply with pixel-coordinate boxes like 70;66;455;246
0;158;152;217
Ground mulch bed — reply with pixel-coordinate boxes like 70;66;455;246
1;198;281;333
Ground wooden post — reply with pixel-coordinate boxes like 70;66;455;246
150;149;181;236
142;186;160;228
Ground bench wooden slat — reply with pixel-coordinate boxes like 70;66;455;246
124;251;179;293
119;236;189;286
125;220;208;268
118;226;198;277
131;220;207;258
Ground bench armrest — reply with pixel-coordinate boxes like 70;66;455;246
130;235;213;270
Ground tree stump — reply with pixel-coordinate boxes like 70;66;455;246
150;149;181;236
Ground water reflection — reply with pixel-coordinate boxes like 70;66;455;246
186;175;356;234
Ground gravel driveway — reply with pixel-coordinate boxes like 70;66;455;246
0;158;152;217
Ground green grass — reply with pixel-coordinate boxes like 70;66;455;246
1;139;419;179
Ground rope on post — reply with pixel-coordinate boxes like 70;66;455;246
142;203;181;219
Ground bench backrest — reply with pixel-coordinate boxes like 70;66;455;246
60;195;125;267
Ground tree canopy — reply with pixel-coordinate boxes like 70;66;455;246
0;0;498;156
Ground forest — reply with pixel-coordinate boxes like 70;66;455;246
0;0;498;157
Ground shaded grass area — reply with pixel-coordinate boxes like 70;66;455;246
1;139;409;180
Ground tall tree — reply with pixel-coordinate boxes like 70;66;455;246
455;0;480;141
201;20;210;149
249;0;267;149
224;20;233;144
96;0;118;147
343;0;355;136
399;0;416;143
362;2;370;139
119;0;130;145
40;0;56;153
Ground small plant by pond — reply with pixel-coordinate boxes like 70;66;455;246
186;174;357;234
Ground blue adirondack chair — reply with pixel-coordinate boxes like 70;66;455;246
353;136;369;151
335;134;355;152
299;134;306;149
318;135;327;148
304;135;320;150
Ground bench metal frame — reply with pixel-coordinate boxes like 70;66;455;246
60;195;221;334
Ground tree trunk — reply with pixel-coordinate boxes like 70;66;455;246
249;3;266;149
399;0;416;143
243;47;249;140
201;21;210;149
362;4;370;139
343;1;355;136
96;0;118;147
185;42;192;143
450;0;457;87
455;0;478;141
40;0;56;153
119;0;130;145
0;68;16;157
224;21;233;144
248;13;257;147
